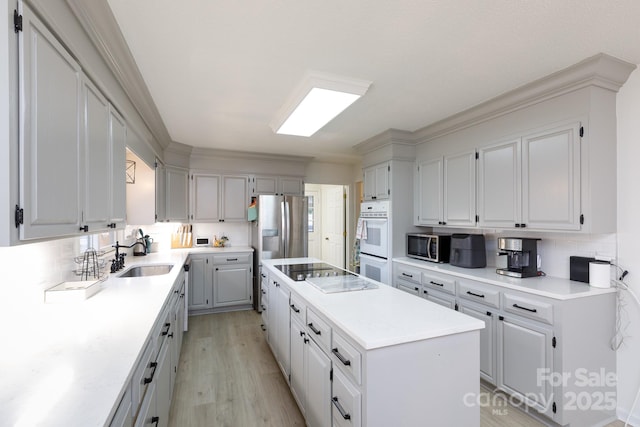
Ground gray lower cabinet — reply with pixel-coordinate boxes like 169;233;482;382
459;302;496;384
188;253;253;313
305;336;332;427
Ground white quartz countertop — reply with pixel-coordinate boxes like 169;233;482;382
0;246;252;427
394;257;616;300
263;258;484;350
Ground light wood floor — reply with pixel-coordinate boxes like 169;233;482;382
168;310;629;427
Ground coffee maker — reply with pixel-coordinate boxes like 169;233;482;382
496;237;540;278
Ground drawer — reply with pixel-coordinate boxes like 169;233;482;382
421;271;456;295
289;294;306;325
131;339;154;416
395;264;421;284
306;308;331;353
458;280;500;308
503;293;553;325
212;253;251;265
332;368;362;427
153;309;172;361
395;279;421;296
332;331;362;385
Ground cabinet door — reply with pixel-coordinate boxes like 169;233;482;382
155;162;166;222
273;280;291;378
213;265;251;307
82;78;111;232
134;382;156;427
362;167;376;201
290;317;306;415
422;288;456;310
305;337;332;427
417;158;443;225
155;342;171;427
280;177;304;195
459;303;496;385
497;316;554;414
396;280;421;296
191;174;220;222
477;139;521;228
188;256;212;310
19;4;83;239
332;368;362;427
165;167;189;222
373;163;390;200
522;123;581;230
443;150;476;227
222;175;248;221
109;107;127;226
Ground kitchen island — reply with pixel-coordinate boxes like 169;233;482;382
262;257;484;427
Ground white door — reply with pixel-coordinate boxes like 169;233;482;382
443;150;476;227
305;186;322;259
109;107;127;226
321;185;345;268
417;158;443;226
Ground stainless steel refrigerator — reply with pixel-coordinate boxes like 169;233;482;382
251;195;308;311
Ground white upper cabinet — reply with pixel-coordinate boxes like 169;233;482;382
521;123;581;230
416;158;442;226
416;151;476;227
477;139;521;228
478;122;581;230
155;162;166;222
443;151;477;227
191;174;220;222
19;4;83;240
363;162;390;201
251;175;304;196
165;167;189;222
109;107;127;227
191;173;248;222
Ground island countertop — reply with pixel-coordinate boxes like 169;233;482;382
262;257;484;350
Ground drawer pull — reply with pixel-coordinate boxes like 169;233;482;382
161;322;171;336
332;348;351;366
466;291;485;298
430;280;444;287
308;323;322;335
290;303;300;313
143;362;158;384
513;303;537;313
401;272;413;278
226;258;238;262
332;397;351;420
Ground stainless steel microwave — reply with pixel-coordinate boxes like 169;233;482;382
407;234;451;263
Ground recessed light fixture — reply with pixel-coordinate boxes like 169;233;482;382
271;71;372;137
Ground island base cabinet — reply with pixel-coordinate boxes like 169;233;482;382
497;315;554;418
305;337;332;427
333;368;362;427
289;317;306;416
363;331;480;427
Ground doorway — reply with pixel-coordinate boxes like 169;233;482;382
305;184;346;268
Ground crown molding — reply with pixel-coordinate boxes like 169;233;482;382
66;0;173;149
413;53;636;144
189;147;314;164
353;128;416;154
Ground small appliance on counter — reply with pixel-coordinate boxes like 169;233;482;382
194;236;211;247
496;237;540;278
407;233;451;263
450;234;486;268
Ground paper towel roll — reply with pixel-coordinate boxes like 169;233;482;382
589;261;610;288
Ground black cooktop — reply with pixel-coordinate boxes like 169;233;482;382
274;262;353;281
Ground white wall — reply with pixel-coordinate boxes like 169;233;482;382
615;66;640;425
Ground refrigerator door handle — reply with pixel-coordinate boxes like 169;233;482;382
281;199;288;258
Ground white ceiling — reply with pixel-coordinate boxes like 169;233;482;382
106;0;640;163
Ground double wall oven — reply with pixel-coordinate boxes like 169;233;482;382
359;201;390;284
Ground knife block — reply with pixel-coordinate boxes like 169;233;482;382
171;232;192;248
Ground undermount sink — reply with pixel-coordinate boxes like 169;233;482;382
119;264;174;278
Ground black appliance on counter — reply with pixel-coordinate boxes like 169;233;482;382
407;233;451;263
496;237;540;278
449;234;486;268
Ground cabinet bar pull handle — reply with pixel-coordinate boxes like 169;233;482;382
513;303;537;313
332;348;351;366
161;322;171;336
401;272;413;278
226;258;238;261
466;291;485;298
290;304;300;313
332;397;351;420
308;323;321;335
430;280;444;287
143;362;158;384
